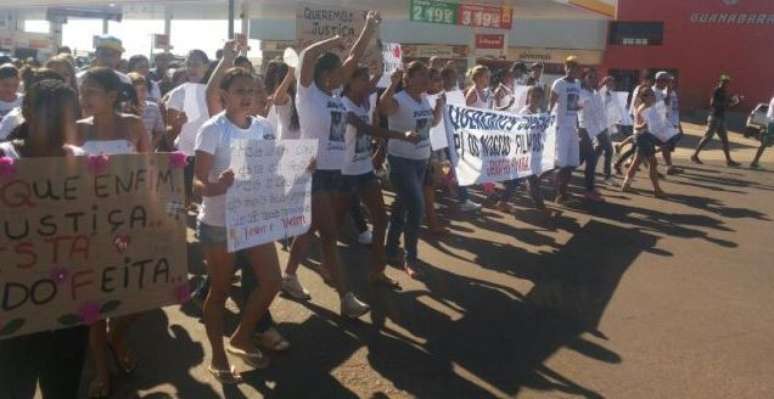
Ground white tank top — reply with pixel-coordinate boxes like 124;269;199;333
470;88;493;110
387;91;434;161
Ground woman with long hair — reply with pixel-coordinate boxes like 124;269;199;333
621;87;667;198
283;11;381;316
77;66;149;398
194;67;282;383
0;79;87;398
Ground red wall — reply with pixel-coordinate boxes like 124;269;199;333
600;0;774;113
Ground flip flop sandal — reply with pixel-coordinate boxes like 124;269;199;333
207;365;243;385
88;379;110;399
226;345;270;369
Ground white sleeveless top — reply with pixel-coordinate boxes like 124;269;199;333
387;91;434;161
470;87;493;110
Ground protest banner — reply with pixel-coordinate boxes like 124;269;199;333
225;139;317;253
377;42;402;88
0;154;188;340
444;104;556;186
296;2;380;65
429;90;466;150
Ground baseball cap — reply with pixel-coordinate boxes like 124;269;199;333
655;71;672;80
94;34;125;53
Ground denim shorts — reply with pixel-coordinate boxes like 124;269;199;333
312;170;344;193
196;221;227;246
341;171;377;193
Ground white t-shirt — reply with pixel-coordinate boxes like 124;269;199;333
341;96;374;176
195;112;275;227
768;97;774;121
578;88;606;137
267;101;301;140
0;95;22;119
0;107;23;140
551;77;581;131
0;141;20;159
166;82;208;156
387;91;434;161
296;81;347;171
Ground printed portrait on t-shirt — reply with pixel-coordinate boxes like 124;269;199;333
354;133;371;162
329;110;346;143
416;118;430;141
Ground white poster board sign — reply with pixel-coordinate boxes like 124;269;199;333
225;139;317;253
645;102;678;143
444;104;556;186
614;91;633;126
377;42;402;88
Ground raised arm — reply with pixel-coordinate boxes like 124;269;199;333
205;40;239;116
272;66;296;106
335;11;381;87
432;93;446;127
299;36;345;88
465;87;478;107
378;70;402;116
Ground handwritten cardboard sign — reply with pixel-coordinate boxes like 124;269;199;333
296;2;381;65
0;154;188;339
225;139;317;253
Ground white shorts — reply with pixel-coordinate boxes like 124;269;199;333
555;127;580;168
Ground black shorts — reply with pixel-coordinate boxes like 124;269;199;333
340;171;377;193
312;170;343;193
636;132;659;157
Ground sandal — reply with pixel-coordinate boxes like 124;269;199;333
369;272;402;290
88;379;110;399
255;327;291;352
207;365;243;385
226;345;270;369
108;343;137;374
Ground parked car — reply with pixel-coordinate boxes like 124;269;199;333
744;102;770;139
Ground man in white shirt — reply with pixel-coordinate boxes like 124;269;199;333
750;95;774;168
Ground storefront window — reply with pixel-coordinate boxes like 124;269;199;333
608;22;664;46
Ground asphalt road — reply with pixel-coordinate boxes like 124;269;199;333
77;122;774;399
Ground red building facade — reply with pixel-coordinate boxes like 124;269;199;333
600;0;774;113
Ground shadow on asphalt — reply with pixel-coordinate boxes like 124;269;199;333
82;153;774;399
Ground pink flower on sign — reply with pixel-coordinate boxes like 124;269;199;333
49;267;70;285
87;154;110;175
482;182;496;194
175;283;192;304
169;151;188;169
113;235;131;254
0;157;16;177
78;302;102;325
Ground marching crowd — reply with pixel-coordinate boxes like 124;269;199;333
0;10;772;398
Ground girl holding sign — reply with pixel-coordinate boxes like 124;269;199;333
380;61;446;278
77;67;151;154
76;67;150;398
621;87;667;198
342;66;420;289
194;68;282;383
283;11;381;317
0;79;88;399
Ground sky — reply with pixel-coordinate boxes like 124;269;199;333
25;18;260;60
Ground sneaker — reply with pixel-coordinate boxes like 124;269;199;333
727;160;741;167
281;274;311;300
459;199;482;212
584;190;605;203
604;177;616;186
341;292;370;318
357;230;373;245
